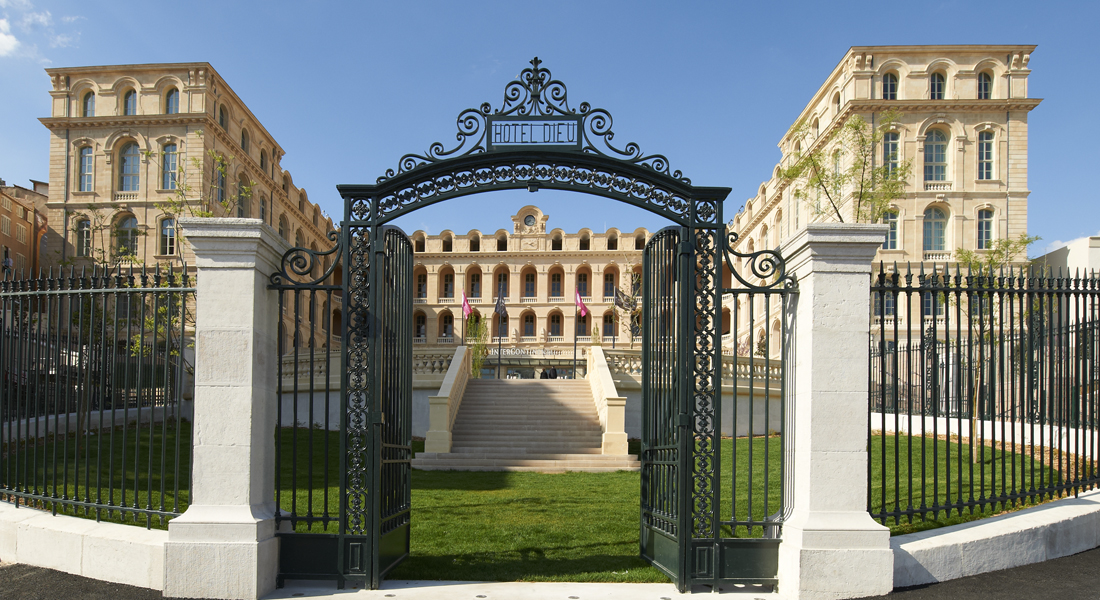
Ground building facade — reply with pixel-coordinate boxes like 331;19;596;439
409;205;650;375
728;45;1040;348
0;179;49;277
38;62;334;268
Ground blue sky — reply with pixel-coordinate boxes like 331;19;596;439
0;0;1096;255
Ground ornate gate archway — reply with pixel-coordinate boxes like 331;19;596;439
272;58;793;592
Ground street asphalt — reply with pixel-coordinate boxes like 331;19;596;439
1;545;1098;600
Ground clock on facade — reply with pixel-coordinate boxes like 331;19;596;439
524;215;536;227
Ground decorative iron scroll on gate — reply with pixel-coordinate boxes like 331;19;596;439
270;57;797;592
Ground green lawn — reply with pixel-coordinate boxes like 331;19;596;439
0;419;191;529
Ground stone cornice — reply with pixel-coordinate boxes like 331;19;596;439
845;98;1042;113
38;113;208;129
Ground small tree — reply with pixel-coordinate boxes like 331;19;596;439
780;110;912;224
465;315;489;378
615;265;643;349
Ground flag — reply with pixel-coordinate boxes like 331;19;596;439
493;283;508;319
575;288;588;317
615;287;635;311
462;291;472;318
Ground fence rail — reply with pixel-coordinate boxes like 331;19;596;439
868;262;1100;527
0;266;194;528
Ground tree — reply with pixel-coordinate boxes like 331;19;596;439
780;110;912;224
955;234;1040;273
614;265;642;349
465;315;489;378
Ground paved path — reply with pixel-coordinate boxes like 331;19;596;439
2;546;1099;600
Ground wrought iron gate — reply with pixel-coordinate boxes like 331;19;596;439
641;226;796;592
271;226;412;589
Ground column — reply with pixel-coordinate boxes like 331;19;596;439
778;223;893;600
163;218;285;600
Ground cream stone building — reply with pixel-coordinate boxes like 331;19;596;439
38;62;336;346
729;45;1040;347
409;205;650;377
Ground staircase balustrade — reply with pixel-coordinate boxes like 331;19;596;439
424;345;471;453
586;346;629;455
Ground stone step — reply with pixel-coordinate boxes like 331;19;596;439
417;452;637;461
452;416;600;426
410;454;641;473
451;430;602;440
448;446;605;455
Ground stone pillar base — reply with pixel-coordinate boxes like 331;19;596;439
779;511;893;600
601;431;628;455
425;429;453;453
163;506;277;600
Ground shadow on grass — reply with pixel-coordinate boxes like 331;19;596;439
410;469;514;491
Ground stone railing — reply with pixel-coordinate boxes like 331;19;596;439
602;348;783;389
425;346;469;453
924;182;952;192
280;348;457;389
923;251;953;262
586;347;628;455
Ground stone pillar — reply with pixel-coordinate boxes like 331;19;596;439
778;223;893;600
164;218;284;600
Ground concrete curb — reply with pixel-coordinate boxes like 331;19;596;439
892;487;1100;587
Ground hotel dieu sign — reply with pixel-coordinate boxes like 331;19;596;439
486;115;583;151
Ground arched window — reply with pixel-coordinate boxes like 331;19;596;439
415;272;427;298
240;129;250;152
260;195;268;223
882;211;899;250
635;234;645;249
495;271;508;298
496;235;507;251
118;142;140;191
523;313;535;337
442;235;452;252
977;209;994;250
923;130;947;181
602;313;615;338
116;216;139;257
833;92;841;115
883;132;899;176
295;230;304;248
260;150;267;172
218;105;228;129
882;73;898;100
237;176;251;218
165;88;179;114
576;314;589;336
550;313;562;337
523;271;535;297
813;118;820;139
282;175;289;193
414;236;425;252
607;234;617;250
414;313;426;338
441;271;454;298
469;235;480;252
278;215;288;241
550;272;563;298
322;301;330;332
440;313;454;338
469;272;481;298
160;218;176;255
215;166;226;205
82;91;95;117
78;147;94;192
313;208;319;228
604;272;616;298
162;143;177;190
978;131;994;180
579;235;590;251
75;220;92;257
930;72;945;100
923;207;947;251
978;72;992;100
576;272;589;297
122;90;137;116
552;234;562;251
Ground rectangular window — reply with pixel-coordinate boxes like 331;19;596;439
162;144;178;190
524;273;535;297
496;273;508;297
443;274;454;298
15;224;26;244
604;273;615;298
883;133;899;176
923;292;944;317
873;292;896;317
882;212;898;250
416;274;426;298
15;254;24;270
977;209;993;250
978;132;994;180
577;273;588;297
1;216;10;235
551;273;562;297
16;206;24;219
470;273;481;297
1;197;10;210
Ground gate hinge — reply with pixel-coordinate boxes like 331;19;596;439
677;239;693;257
371;411;385;425
678;413;692;428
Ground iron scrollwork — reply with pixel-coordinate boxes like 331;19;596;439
722;224;798;292
376;57;690;187
269;230;343;287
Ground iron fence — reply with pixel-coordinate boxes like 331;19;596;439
868;262;1100;526
0;265;194;528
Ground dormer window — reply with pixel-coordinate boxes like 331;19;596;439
882;73;898;100
123;90;137;116
497;235;507;251
442;236;452;252
165;88;180;114
607;235;617;250
82;91;96;117
978;72;992;100
470;236;480;252
552;234;562;251
580;235;590;251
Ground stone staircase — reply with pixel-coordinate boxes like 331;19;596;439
411;379;640;473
